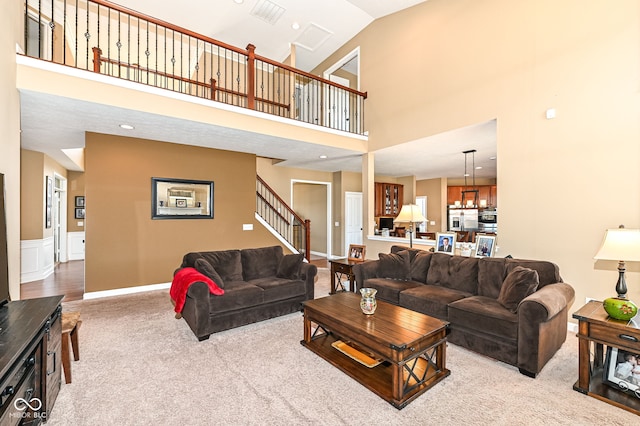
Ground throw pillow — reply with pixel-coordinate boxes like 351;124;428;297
194;258;225;289
277;253;304;279
497;266;539;313
378;251;410;280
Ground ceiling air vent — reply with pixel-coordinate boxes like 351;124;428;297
250;0;286;25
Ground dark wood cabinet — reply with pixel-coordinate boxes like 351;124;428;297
374;182;403;217
0;296;63;425
447;185;497;208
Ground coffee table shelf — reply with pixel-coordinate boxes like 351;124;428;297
301;293;450;409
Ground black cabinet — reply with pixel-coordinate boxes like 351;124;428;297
0;296;63;424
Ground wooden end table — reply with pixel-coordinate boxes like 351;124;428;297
573;300;640;415
329;259;362;294
301;292;450;409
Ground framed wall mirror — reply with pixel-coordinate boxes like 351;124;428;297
151;177;214;219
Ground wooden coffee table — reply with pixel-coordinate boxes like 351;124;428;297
301;292;450;409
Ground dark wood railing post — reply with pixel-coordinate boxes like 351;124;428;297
304;219;311;262
210;78;217;101
92;47;102;72
246;44;256;110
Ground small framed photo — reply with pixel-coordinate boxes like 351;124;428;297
348;244;366;262
75;208;85;219
603;347;640;399
175;198;188;208
435;232;456;255
75;196;85;207
474;235;496;257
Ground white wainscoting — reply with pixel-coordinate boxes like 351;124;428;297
67;231;85;261
21;237;55;283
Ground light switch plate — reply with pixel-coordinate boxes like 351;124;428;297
243;224;253;231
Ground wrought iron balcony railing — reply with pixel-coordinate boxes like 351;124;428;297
23;0;367;135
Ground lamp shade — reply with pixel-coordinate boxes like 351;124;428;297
394;204;427;224
594;228;640;262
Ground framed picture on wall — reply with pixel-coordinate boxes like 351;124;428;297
151;177;214;219
75;196;85;207
75;208;85;219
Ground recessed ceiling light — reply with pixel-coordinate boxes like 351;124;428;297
475;166;482;170
119;124;134;130
319;155;327;159
489;156;497;160
234;0;244;4
292;22;300;30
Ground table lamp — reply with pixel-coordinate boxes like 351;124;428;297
394;204;427;248
593;225;640;320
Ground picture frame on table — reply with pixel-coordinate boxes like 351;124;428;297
435;232;456;255
474;235;496;258
603;347;640;399
175;198;188;208
348;244;366;262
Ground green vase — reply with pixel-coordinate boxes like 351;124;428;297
603;297;638;321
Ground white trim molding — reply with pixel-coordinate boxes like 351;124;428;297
83;282;171;300
21;237;55;283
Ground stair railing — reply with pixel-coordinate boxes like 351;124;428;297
23;0;367;135
256;175;310;261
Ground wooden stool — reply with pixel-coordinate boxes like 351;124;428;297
61;311;82;384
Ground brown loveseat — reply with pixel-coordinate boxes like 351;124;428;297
177;246;317;341
353;246;575;377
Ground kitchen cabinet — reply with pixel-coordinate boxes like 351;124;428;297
375;182;403;217
447;185;497;208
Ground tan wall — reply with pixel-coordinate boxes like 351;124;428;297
293;183;328;253
416;178;446;233
67;171;85;232
20;150;45;240
314;0;640;314
0;0;22;299
84;133;280;292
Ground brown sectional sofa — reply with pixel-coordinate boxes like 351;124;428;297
177;246;317;341
353;245;575;377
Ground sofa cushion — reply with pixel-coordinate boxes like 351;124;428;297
506;259;562;288
477;257;507;298
448;296;519;341
276;253;304;279
410;250;432;283
362;278;422;305
399;284;470;320
378;251;410;280
426;253;479;294
250;277;306;304
208;281;264;314
194;258;225;289
497;266;539;313
240;246;283;281
200;250;244;282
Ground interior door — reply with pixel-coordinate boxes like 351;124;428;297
344;192;363;255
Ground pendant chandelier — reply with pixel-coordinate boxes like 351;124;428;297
461;149;478;208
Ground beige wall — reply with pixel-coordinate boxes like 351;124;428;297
84;134;280;292
314;0;640;315
293;183;328;253
0;0;21;299
416;178;447;233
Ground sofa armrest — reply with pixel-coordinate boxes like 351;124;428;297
516;282;575;376
353;260;379;291
182;280;212;341
519;282;575;322
300;262;317;300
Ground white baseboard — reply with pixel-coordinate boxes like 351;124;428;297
567;322;578;333
83;282;170;300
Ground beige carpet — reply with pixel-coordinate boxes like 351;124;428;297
49;268;637;425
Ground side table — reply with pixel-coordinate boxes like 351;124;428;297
329;259;361;294
573;300;640;415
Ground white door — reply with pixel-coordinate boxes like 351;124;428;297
416;196;427;232
344;192;363;255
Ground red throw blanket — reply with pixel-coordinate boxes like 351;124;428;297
170;267;224;314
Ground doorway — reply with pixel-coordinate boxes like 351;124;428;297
323;47;361;133
291;180;332;259
344;192;363;256
53;174;67;263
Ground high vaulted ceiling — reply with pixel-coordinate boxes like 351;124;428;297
19;0;498;181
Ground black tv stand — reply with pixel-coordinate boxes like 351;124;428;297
0;296;63;424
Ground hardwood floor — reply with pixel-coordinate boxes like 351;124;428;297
20;260;85;302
